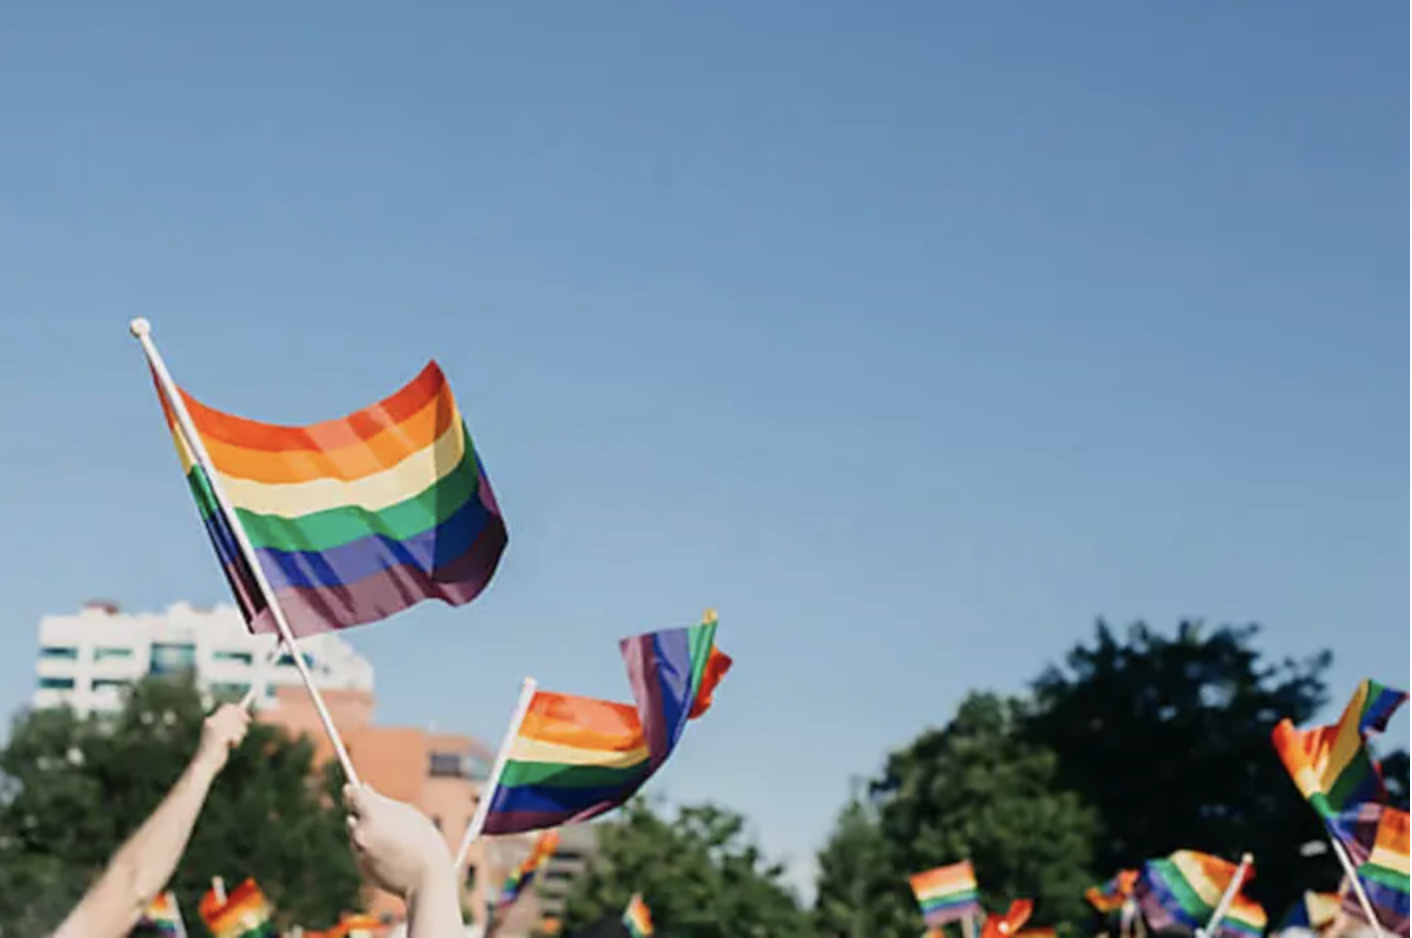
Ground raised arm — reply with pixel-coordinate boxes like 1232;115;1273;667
344;784;465;938
52;705;250;938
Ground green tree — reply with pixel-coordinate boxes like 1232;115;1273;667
812;785;904;938
0;676;361;935
816;693;1100;938
1025;620;1338;917
561;799;811;938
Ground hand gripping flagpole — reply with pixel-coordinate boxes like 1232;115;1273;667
454;677;539;872
130;318;362;787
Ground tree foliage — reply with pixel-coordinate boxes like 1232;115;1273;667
561;799;811;938
815;693;1101;937
0;677;361;935
1024;620;1340;917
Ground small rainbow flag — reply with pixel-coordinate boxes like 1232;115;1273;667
150;360;507;638
623;894;654;937
1087;870;1139;914
1272;679;1407;821
496;830;561;910
1135;851;1259;936
982;899;1034;938
909;861;981;927
138;891;184;935
199;879;276;938
1279;891;1341;932
1335;803;1410;937
478;613;731;835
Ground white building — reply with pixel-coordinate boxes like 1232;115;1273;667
34;600;374;716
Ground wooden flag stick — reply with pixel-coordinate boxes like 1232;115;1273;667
131;318;361;787
454;677;539;871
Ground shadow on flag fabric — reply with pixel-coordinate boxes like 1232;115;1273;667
150;360;507;638
478;613;731;835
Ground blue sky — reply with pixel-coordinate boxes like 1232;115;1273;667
0;1;1405;892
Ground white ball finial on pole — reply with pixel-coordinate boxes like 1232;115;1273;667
129;317;152;338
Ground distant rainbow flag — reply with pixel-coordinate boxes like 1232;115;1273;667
981;899;1033;938
909;860;981;927
1272;679;1407;821
138;890;185;936
1087;870;1139;914
475;613;731;835
496;830;561;910
198;879;276;938
1135;851;1259;936
1335;803;1410;937
623;893;654;937
148;358;507;638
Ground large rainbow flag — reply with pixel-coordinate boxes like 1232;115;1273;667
1135;851;1262;938
1334;802;1411;937
477;613;731;835
909;860;981;927
496;829;561;910
1272;678;1407;821
150;360;507;638
623;893;654;937
198;879;276;938
138;890;184;936
1086;869;1139;914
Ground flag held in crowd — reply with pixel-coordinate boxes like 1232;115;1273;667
623;893;654;937
1333;803;1411;937
1135;850;1261;938
147;356;507;639
1087;870;1139;914
910;860;982;927
497;829;562;911
198;878;276;938
138;890;185;936
1279;891;1341;933
469;612;731;840
1271;679;1407;822
982;898;1034;938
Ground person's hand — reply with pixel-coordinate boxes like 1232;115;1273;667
193;704;251;776
343;784;451;897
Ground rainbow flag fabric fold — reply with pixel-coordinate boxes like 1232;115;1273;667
1135;851;1256;936
199;879;276;938
1221;896;1269;938
138;891;183;935
623;893;654;937
1335;803;1411;937
1087;869;1139;914
479;613;731;835
909;860;981;927
981;899;1033;938
496;829;561;910
1280;891;1340;932
1271;679;1407;820
150;361;507;638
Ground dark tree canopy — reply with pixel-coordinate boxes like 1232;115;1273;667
561;799;811;938
0;677;361;935
1024;620;1338;916
814;694;1101;937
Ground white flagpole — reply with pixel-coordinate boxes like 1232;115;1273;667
169;890;191;938
453;677;539;871
211;876;227;904
130;318;361;786
1330;835;1385;938
1199;853;1251;938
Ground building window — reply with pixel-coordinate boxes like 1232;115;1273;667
429;752;468;778
149;643;197;676
38;677;75;691
277;652;314;668
92;678;130;692
94;647;132;661
210;682;251;699
40;646;79;660
213;650;254;666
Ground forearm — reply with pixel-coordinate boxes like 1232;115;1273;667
405;867;466;938
53;757;217;938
